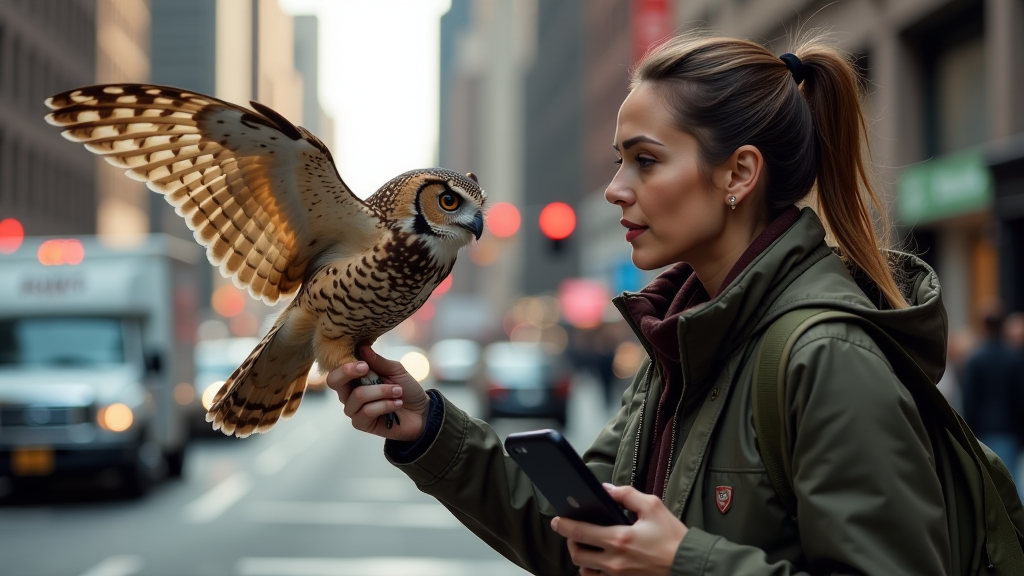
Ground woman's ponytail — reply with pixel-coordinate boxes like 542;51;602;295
797;42;908;309
633;33;908;309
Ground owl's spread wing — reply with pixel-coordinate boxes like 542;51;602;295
45;84;382;304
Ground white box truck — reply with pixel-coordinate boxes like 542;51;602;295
0;235;200;496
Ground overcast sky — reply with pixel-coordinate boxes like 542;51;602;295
280;0;453;197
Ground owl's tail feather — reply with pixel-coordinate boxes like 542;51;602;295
206;308;314;438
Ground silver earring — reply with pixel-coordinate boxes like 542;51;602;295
729;196;737;210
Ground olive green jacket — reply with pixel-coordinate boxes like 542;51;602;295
387;209;951;575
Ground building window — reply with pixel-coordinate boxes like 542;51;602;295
0;26;5;92
27;149;36;214
41;157;50;217
29;50;39;112
935;36;987;155
21;47;33;110
917;3;987;157
12;143;21;211
0;130;5;205
11;37;19;103
56;165;67;220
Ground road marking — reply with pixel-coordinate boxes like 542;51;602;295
77;556;143;576
247;501;462;529
235;556;529;576
183;472;252;523
255;424;320;476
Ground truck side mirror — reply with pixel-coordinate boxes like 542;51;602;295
145;351;163;374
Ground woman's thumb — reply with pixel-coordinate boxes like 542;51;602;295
358;345;406;377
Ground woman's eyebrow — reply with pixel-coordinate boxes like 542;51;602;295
612;135;666;151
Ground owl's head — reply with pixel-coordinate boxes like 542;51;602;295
376;168;487;259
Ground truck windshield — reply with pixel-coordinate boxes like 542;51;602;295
0;318;126;367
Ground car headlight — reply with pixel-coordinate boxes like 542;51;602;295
97;403;134;432
201;381;225;411
400;351;431;382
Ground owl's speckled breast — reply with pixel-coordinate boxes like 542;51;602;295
301;233;453;345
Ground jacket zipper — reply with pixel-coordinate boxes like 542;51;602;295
629;363;653;488
622;362;688;498
661;381;687;501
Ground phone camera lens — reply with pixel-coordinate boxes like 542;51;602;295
514;447;527;454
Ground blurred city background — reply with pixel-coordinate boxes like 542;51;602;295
1;0;1023;575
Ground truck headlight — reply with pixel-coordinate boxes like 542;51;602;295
97;403;134;432
201;381;225;411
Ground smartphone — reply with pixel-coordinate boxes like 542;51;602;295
505;429;633;526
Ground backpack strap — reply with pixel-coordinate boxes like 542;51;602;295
751;307;827;520
752;308;1024;574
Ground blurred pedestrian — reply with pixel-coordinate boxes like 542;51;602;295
962;306;1024;488
327;33;978;575
1005;311;1024;349
937;326;976;413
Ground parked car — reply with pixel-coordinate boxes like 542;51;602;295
192;337;259;436
479;342;571;426
428;339;481;386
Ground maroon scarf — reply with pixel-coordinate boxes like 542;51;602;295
621;206;801;497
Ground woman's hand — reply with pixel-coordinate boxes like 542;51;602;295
326;345;430;442
550;484;687;576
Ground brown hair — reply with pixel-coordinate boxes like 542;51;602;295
631;33;907;309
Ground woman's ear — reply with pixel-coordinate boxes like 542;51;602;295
713;145;764;208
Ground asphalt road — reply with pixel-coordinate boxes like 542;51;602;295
0;374;618;576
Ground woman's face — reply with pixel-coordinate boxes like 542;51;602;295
605;83;727;271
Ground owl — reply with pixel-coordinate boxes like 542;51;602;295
45;84;486;438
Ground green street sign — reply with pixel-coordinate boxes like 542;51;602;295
897;149;993;225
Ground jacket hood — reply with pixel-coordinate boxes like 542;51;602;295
614;208;947;389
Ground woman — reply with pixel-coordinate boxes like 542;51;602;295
327;34;950;575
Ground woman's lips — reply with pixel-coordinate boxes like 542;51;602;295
620;219;647;242
626;228;646;242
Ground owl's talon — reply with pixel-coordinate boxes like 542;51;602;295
384;412;400;429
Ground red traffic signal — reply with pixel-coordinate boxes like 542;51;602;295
0;218;25;254
539;202;576;241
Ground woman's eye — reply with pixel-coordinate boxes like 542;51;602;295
637;156;655;168
439;192;461;211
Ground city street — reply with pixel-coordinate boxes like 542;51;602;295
0;375;617;576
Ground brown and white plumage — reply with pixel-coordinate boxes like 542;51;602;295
45;84;486;438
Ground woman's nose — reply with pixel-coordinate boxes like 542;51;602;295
605;174;634;206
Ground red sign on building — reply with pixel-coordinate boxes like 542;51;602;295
632;0;673;64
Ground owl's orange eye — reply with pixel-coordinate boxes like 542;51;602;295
438;192;461;211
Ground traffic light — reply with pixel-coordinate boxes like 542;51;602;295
539;202;576;253
0;218;25;254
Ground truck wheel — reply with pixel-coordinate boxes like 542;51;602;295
164;445;186;478
121;445;150;498
122;440;161;498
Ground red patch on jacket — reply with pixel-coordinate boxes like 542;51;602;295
716;486;733;514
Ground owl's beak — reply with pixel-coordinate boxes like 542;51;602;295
462;211;484;240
